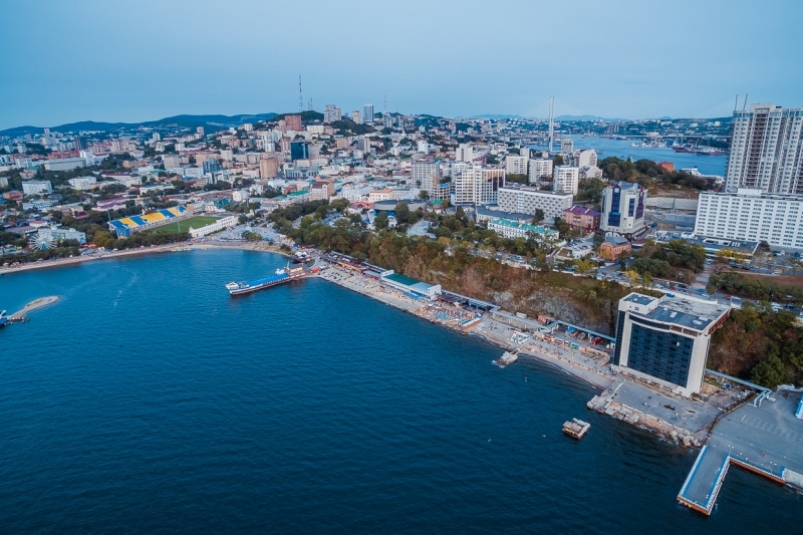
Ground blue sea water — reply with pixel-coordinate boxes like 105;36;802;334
0;249;801;533
532;136;728;177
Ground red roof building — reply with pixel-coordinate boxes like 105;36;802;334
562;205;601;233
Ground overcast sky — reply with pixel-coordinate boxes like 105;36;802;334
1;0;801;129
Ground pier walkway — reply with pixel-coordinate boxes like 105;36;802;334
678;389;803;514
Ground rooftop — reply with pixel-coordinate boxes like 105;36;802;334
624;292;729;332
490;218;557;235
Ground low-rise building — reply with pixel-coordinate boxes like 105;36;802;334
562;206;601;233
599;235;631;260
21;180;53;195
613;293;730;397
497;184;573;224
487;218;561;243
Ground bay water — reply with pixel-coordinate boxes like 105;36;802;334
0;249;800;533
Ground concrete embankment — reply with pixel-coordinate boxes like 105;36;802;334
10;296;60;320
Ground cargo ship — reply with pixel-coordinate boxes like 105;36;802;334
225;265;313;296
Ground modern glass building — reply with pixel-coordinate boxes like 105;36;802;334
613;293;730;397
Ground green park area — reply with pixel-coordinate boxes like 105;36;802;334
146;216;220;234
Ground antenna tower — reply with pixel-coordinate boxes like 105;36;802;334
298;75;303;113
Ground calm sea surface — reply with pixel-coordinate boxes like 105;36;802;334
532;136;728;177
0;249;800;533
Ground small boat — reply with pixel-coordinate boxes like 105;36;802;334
0;310;7;328
563;418;591;439
493;351;518;368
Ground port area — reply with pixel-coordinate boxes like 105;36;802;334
9;296;60;321
677;389;803;515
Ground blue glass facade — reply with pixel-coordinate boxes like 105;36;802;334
626;320;693;387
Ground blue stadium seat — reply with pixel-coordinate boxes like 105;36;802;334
130;216;147;226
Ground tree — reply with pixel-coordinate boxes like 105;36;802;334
418;190;428;200
624;270;640;286
750;351;788;388
574;258;596;275
553;155;564;166
758;240;771;252
374;211;389;230
395;202;410;225
533;208;545;225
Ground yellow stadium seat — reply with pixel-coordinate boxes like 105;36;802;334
142;213;166;223
120;218;136;227
168;207;183;217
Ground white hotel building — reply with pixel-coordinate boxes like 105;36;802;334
694;189;803;249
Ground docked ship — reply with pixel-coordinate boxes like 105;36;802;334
225;265;312;296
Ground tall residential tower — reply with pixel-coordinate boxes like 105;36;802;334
725;104;803;194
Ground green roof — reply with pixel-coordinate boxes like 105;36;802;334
385;273;421;287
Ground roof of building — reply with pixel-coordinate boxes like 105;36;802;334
625;292;729;332
490;218;558;235
603;235;630;246
563;205;601;217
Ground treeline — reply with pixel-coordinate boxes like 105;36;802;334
1;241;81;264
629;239;706;282
268;201;630;333
709;303;803;388
600;157;717;191
709;271;803;301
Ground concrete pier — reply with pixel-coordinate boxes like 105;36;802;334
10;296;59;320
677;389;803;514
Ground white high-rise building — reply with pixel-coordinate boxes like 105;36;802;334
364;104;374;124
725;104;803;194
576;149;598;168
324;105;342;123
455;143;474;162
520;147;530;160
412;161;441;192
505;155;528;176
454;165;505;205
600;182;647;239
561;138;574;155
352;110;362;124
528;158;554;185
553;166;579;195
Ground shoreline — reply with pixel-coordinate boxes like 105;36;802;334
2;240;723;446
0;240;291;277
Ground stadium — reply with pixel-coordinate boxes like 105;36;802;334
108;206;192;237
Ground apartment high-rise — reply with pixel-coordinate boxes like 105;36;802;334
528;158;553;185
323;105;342;124
285;114;302;132
364;104;374;124
455;143;474;162
412;161;441;193
454;166;505;205
725;104;803;194
553;166;579;195
505;155;528;176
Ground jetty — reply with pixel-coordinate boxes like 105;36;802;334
9;296;59;322
677;389;803;515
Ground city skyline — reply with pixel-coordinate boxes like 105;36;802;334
1;0;802;130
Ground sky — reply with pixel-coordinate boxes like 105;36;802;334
1;0;802;130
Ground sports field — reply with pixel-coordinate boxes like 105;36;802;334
147;216;220;234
